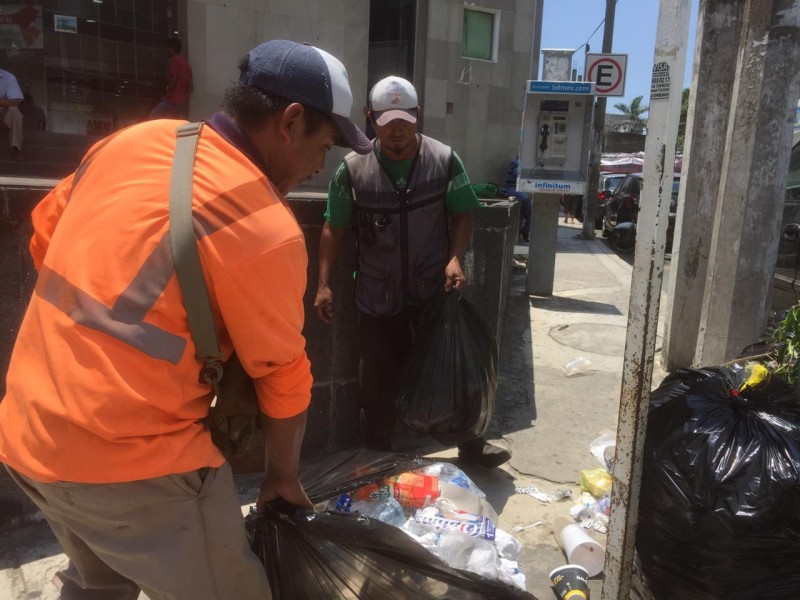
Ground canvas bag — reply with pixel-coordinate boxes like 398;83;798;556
168;122;259;458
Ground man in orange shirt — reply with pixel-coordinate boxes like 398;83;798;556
148;37;194;119
0;39;371;599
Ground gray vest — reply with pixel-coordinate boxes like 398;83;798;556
344;134;453;317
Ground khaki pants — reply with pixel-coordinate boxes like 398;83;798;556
1;105;23;149
6;464;272;600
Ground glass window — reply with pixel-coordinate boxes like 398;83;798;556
462;8;496;62
0;1;180;177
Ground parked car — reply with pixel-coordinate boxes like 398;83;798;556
772;132;800;312
602;172;681;252
573;172;628;229
595;172;628;229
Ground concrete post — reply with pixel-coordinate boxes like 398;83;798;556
695;0;800;365
601;1;691;598
526;195;560;295
661;0;744;370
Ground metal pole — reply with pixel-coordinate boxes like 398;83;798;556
580;0;616;240
601;1;690;598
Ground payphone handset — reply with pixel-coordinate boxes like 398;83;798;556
537;112;568;162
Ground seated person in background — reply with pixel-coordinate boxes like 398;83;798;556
0;68;24;160
20;93;46;131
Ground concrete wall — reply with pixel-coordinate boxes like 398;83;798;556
184;0;371;189
604;132;646;154
419;0;536;185
0;186;39;400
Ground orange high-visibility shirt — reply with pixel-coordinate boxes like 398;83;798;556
0;119;312;483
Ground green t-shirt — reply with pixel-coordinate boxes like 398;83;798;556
325;146;481;228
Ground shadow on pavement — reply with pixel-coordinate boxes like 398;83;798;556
491;268;536;434
530;295;623;316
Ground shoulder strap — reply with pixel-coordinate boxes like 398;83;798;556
168;121;224;392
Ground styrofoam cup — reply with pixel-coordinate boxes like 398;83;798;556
559;523;605;576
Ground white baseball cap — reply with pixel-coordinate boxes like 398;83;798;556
369;76;418;126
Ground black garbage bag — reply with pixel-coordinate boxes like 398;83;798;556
297;448;430;504
394;291;498;444
246;449;536;600
637;366;800;599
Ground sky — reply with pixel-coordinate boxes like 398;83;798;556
539;0;699;114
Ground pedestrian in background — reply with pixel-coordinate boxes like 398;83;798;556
0;39;371;600
0;67;25;160
148;37;193;119
314;75;511;469
562;193;580;224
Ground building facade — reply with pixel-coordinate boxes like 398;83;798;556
1;0;540;185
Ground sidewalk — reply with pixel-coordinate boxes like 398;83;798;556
0;221;666;599
470;220;669;598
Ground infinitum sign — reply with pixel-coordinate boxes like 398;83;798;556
521;179;586;195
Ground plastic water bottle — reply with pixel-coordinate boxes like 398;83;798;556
352;497;407;527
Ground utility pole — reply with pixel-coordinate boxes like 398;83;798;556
580;0;616;240
601;0;690;597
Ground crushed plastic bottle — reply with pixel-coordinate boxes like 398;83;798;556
421;462;484;498
571;493;611;533
351;497;407;528
494;528;522;560
592;495;611;517
435;528;500;578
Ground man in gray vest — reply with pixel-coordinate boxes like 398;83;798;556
314;76;510;468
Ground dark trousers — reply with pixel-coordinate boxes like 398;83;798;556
357;306;485;455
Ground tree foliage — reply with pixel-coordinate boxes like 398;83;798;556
613;95;649;134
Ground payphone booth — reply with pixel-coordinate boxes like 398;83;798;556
518;80;595;295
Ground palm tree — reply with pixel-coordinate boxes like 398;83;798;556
613;96;649;134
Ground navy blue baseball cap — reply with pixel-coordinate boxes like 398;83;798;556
240;39;372;154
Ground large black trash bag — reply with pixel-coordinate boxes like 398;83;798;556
394;291;498;444
246;449;536;600
637;366;800;599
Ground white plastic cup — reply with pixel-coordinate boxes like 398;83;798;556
558;522;605;576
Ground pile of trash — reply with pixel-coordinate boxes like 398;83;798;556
247;450;536;600
571;432;614;535
512;432;611;584
325;461;526;590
